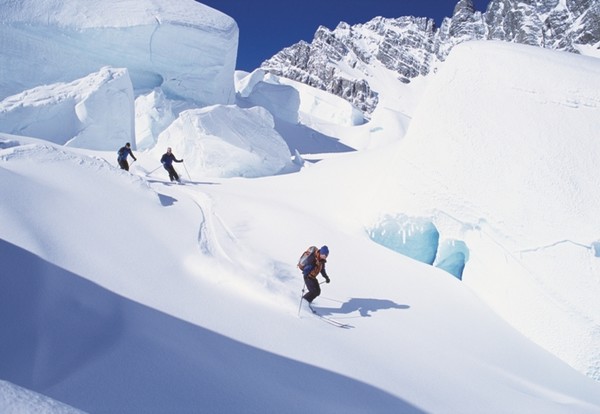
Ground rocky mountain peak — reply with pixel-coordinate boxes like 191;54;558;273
260;0;600;117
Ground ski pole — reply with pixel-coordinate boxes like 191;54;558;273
298;284;306;316
182;161;192;181
146;164;163;176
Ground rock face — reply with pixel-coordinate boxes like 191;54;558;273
261;0;600;116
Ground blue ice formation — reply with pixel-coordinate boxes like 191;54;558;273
367;213;468;280
433;240;469;280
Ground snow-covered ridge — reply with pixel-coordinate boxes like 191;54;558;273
262;0;600;115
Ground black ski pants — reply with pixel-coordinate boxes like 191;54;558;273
164;165;180;182
303;276;321;303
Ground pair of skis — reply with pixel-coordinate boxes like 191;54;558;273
307;303;352;329
299;283;352;329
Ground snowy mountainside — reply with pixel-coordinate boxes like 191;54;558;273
2;132;600;413
262;0;600;116
373;40;600;381
1;0;600;412
262;16;436;116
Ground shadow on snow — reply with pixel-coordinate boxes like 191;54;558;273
0;239;424;414
314;297;410;318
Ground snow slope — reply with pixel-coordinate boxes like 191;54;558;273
2;132;600;413
0;381;84;414
388;41;600;380
1;1;600;412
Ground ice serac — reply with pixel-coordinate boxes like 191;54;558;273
236;69;364;126
151;105;292;179
262;0;600;115
0;0;238;105
0;67;134;151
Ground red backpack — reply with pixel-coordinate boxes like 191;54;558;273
297;246;317;270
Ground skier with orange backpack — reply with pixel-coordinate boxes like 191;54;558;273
298;245;330;304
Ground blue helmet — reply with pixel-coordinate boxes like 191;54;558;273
319;245;329;256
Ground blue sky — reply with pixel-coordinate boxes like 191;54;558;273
198;0;490;72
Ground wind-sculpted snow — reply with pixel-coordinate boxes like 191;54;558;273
0;0;238;104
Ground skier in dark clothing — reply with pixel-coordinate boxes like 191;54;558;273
117;142;137;171
301;245;330;304
160;147;184;182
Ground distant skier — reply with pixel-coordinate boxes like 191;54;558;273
160;147;184;182
117;142;137;171
298;245;331;305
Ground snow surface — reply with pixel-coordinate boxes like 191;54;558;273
0;381;84;414
394;41;600;380
1;1;600;413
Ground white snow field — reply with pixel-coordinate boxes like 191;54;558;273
1;1;600;413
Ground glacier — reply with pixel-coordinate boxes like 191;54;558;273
1;0;600;412
0;67;134;151
382;40;600;380
0;0;238;105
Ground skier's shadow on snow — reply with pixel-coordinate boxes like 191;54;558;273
157;193;177;206
314;298;410;318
